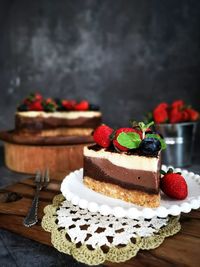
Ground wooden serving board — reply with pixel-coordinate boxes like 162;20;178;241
4;142;87;174
0;173;200;267
0;130;94;174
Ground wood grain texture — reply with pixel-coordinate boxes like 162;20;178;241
0;173;199;267
4;142;87;174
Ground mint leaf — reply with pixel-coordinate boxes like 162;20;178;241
117;132;141;149
145;133;167;150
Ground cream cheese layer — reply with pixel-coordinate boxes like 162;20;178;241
16;111;102;119
84;146;160;172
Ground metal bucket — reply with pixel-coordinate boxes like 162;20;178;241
155;122;198;167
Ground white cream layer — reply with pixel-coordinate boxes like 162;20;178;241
16;111;102;119
84;146;160;172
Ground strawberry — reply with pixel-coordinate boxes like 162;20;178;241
28;100;43;111
160;170;188;200
155;102;169;110
23;98;31;105
185;108;199;121
75;100;89;111
171;100;184;109
153;108;168;123
153;103;169;123
46;98;53;104
43;98;57;111
169;107;183;123
35;93;43;101
181;110;190;122
93;125;114;148
113;128;142;152
62;100;76;110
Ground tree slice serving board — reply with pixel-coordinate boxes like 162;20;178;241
0;130;94;174
0;172;199;267
4;142;87;174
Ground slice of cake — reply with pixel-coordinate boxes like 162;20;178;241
83;122;166;208
15;93;102;137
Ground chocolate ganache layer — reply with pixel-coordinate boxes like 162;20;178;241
15;113;102;131
84;156;161;194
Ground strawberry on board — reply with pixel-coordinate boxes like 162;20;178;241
160;168;188;200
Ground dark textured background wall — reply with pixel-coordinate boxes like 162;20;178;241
0;0;200;148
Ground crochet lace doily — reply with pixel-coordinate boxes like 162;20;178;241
42;194;181;266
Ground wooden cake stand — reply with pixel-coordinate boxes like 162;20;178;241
0;130;93;174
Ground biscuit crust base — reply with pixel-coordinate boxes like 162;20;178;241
84;176;160;208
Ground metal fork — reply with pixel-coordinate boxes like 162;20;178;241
23;169;50;227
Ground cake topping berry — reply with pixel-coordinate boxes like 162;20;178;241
28;100;43;111
61;100;76;110
75;100;89;111
43;98;57;112
160;168;188;200
114;128;142;151
116;121;166;152
93;125;114;148
89;104;100;111
139;138;161;155
19;93;44;111
92;121;166;155
17;93;96;112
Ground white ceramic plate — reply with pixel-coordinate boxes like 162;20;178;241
60;165;200;219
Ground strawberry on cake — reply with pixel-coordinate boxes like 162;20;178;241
16;93;102;137
83;121;167;208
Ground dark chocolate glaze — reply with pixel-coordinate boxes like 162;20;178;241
84;156;161;194
15;114;102;131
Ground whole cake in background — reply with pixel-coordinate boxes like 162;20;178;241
83;121;167;208
16;93;102;137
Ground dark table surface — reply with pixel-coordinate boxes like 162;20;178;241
0;146;200;267
0;146;101;267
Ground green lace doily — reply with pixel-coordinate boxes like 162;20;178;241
41;194;181;266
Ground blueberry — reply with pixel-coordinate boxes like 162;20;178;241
139;138;161;155
17;104;28;111
89;104;100;111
